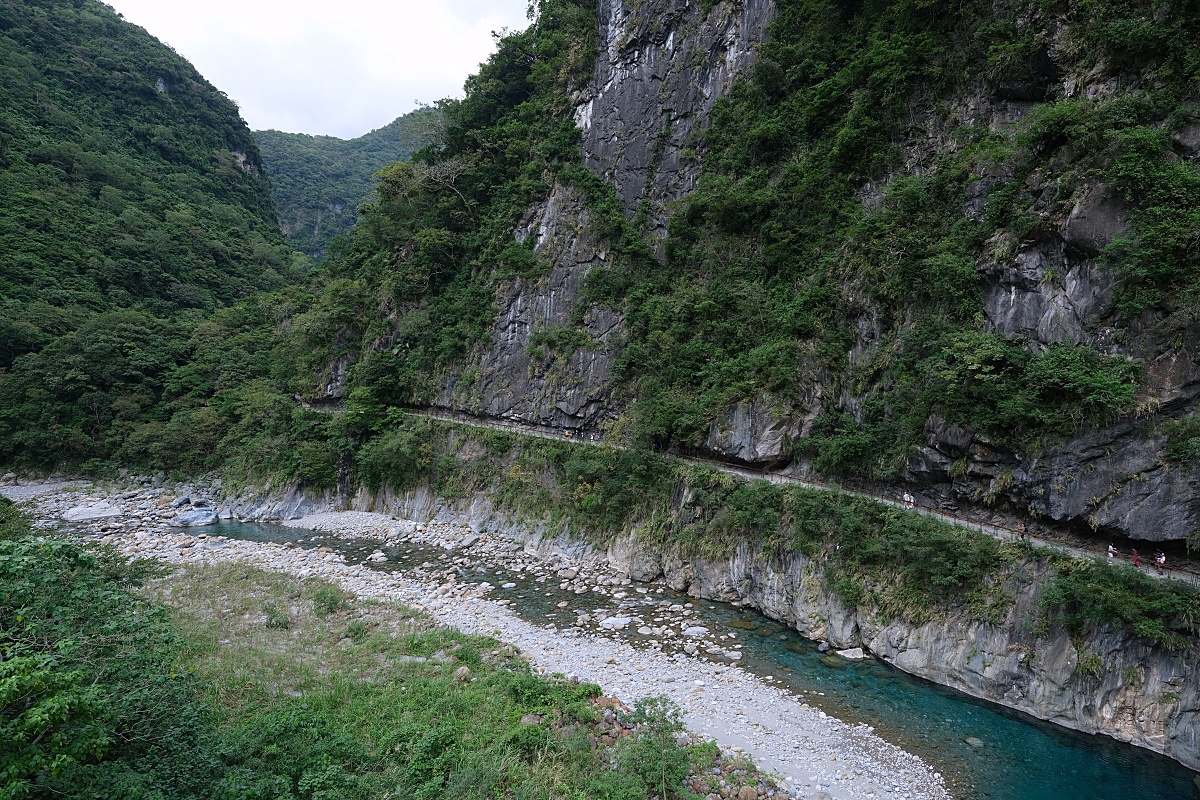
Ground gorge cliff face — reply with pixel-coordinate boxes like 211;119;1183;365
576;0;776;233
425;0;1200;545
230;478;1197;771
433;0;776;433
419;494;1198;771
611;535;1200;771
434;184;624;430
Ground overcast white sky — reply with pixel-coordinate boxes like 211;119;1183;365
105;0;532;139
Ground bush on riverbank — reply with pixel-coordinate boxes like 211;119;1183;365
359;418;1013;621
0;513;727;799
1;514;218;798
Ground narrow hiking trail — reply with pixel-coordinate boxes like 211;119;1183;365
405;408;1200;586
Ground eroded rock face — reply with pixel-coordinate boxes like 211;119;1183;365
425;0;1197;544
429;2;776;429
904;420;1200;544
703;397;806;465
576;0;777;234
1176;119;1200;157
1016;422;1200;542
231;468;1199;767
226;484;337;521
434;185;624;430
1062;184;1132;258
338;480;1200;771
645;535;1200;770
978;235;1116;345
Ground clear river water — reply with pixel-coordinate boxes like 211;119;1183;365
204;520;1199;800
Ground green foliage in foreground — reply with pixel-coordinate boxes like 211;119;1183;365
0;512;714;799
1;518;215;798
255;110;440;256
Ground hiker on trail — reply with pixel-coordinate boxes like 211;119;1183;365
1131;548;1141;568
902;492;915;509
1017;522;1027;540
1107;544;1117;559
1154;550;1166;574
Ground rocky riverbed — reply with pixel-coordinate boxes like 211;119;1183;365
3;479;950;800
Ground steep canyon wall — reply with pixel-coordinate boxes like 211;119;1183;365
424;0;1200;545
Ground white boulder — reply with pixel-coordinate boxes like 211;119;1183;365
171;509;218;527
599;616;631;630
62;502;122;522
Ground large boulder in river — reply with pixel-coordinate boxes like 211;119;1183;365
62;502;122;522
171;509;218;527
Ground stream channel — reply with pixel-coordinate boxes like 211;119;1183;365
204;520;1198;800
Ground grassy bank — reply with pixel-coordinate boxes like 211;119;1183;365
0;499;741;800
357;417;1200;650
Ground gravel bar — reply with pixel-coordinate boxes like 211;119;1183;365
5;481;951;800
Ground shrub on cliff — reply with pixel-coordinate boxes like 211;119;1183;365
1040;558;1200;652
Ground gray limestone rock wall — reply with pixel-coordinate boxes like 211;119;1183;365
225;483;338;521
686;165;1200;542
903;306;1200;542
474;499;1199;770
612;534;1199;770
702;395;810;465
433;184;624;430
427;0;776;429
433;0;1199;545
576;0;776;234
975;181;1129;350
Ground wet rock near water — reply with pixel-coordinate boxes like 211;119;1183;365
171;508;219;527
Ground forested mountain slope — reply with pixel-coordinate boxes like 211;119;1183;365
0;0;299;468
255;110;437;257
285;0;1200;546
3;0;1199;550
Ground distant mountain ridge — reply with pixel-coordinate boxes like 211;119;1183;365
0;0;297;466
255;110;437;257
0;0;294;369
